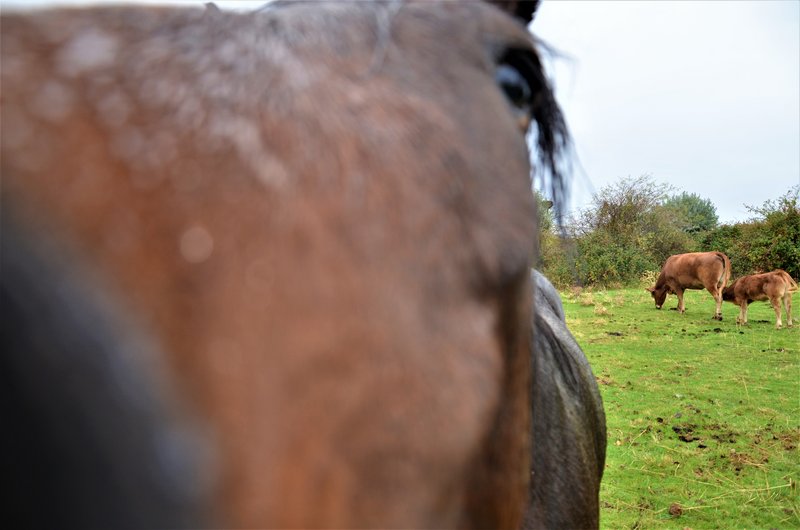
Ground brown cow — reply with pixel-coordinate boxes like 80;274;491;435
647;251;731;320
722;270;798;329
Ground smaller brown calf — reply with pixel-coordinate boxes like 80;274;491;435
722;270;799;329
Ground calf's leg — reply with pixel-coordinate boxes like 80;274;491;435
785;292;793;327
737;303;747;325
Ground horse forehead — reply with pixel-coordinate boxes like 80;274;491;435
2;1;535;268
262;1;532;77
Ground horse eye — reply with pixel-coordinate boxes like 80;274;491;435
494;48;538;130
495;63;532;110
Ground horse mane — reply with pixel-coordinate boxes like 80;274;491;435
525;40;570;225
485;0;570;222
487;0;543;25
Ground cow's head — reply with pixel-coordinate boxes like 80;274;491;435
721;283;736;301
646;286;668;309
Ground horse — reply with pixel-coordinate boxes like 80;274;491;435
1;1;602;527
526;270;607;529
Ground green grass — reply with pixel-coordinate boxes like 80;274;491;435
560;286;799;529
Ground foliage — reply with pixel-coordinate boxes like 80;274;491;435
701;186;800;278
560;286;799;529
697;223;755;277
536;231;577;288
663;191;719;234
533;189;555;234
547;175;695;286
534;189;580;288
573;229;657;286
537;179;798;287
743;186;800;278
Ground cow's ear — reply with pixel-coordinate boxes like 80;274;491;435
645;287;654;293
486;0;542;26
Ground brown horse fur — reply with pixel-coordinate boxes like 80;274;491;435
647;251;731;320
722;270;798;329
0;1;584;528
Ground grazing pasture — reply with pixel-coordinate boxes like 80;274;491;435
561;286;799;529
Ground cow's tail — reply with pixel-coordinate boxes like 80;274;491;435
778;270;799;292
715;252;731;290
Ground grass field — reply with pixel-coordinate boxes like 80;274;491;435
559;286;799;529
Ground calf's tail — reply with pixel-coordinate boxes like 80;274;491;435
778;270;799;291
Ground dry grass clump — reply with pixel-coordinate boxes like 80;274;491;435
640;269;660;288
594;304;610;316
578;292;596;307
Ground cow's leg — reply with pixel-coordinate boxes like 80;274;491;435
771;297;783;329
712;287;723;320
737;302;747;325
676;289;685;313
784;292;793;327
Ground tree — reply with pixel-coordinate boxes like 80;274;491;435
563;175;694;286
663;192;719;234
572;175;673;237
743;186;800;278
533;189;554;233
699;186;800;278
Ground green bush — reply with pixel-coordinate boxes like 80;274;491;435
536;181;798;287
536;230;577;288
574;230;659;286
698;223;754;277
545;175;694;287
701;186;799;278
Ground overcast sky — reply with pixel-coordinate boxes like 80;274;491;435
532;1;800;224
4;0;798;224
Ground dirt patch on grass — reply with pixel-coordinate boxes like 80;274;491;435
775;432;798;451
711;432;738;444
724;449;770;474
668;422;798;461
672;424;700;443
753;427;800;451
671;421;746;447
709;425;799;474
704;422;738;444
596;375;615;386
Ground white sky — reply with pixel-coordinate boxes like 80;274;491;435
3;0;798;224
533;1;800;224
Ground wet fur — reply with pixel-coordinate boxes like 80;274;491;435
1;1;581;528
